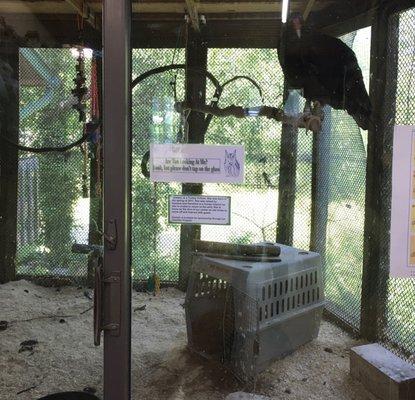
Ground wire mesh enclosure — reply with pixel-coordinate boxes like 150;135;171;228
131;48;185;284
380;7;415;359
322;27;370;331
11;4;415;367
16;48;93;285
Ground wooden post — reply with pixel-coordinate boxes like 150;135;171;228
360;8;399;341
178;25;208;291
0;34;19;284
276;87;299;245
310;106;331;261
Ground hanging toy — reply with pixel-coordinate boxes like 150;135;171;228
81;139;89;198
89;52;102;198
86;120;101;155
80;120;101;199
71;46;88;122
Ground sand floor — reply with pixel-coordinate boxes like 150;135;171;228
0;280;376;400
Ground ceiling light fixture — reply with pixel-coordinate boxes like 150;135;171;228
282;0;290;24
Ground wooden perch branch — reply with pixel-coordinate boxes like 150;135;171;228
175;101;322;133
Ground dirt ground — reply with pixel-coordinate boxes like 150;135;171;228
0;280;377;400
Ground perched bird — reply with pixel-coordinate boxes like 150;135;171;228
278;13;372;130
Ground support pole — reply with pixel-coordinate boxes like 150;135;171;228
178;25;208;291
0;33;19;284
361;7;399;341
103;0;131;398
276;87;299;245
310;106;331;261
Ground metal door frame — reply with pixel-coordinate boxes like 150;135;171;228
103;0;132;399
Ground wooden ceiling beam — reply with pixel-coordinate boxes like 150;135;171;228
66;0;86;17
65;0;101;30
130;1;330;14
303;0;316;20
0;1;334;15
185;0;200;31
0;1;72;14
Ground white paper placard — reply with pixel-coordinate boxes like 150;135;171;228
150;143;245;183
390;125;415;278
168;195;231;225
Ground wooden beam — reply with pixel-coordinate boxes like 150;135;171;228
360;4;399;342
321;8;375;37
132;1;333;14
66;0;86;17
350;344;415;400
276;87;299;245
303;0;316;20
65;0;101;30
178;26;208;291
310;106;331;259
0;1;334;15
185;0;200;31
0;33;19;284
0;1;72;14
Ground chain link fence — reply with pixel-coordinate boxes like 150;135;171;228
132;48;185;283
202;48;283;246
380;7;415;359
13;13;414;362
322;28;370;330
16;48;91;285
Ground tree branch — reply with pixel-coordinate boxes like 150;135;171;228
175;101;322;133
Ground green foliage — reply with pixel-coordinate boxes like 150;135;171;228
229;232;255;245
18;49;86;272
131;49;184;280
16;242;45;266
206;48;283;182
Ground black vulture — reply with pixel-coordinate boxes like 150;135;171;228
278;13;372;130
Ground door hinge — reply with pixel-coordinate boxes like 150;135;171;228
94;267;121;345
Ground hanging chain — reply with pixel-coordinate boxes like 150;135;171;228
152;182;158;273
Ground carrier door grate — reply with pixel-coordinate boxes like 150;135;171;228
223;286;259;382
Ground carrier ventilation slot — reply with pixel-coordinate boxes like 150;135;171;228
259;270;321;322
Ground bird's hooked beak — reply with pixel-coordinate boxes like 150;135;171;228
292;17;302;38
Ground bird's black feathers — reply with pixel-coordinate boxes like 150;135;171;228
278;17;372;130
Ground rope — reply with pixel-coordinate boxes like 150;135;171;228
132;64;221;93
169;21;185;104
1;64;261;154
81;137;89;198
1;132;89;153
151;182;161;295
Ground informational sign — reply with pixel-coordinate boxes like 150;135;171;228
390;125;415;278
168;195;231;225
150;143;245;183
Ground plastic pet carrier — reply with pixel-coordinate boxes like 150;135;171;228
185;241;324;381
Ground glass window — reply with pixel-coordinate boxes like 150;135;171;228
0;3;103;399
2;2;415;400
